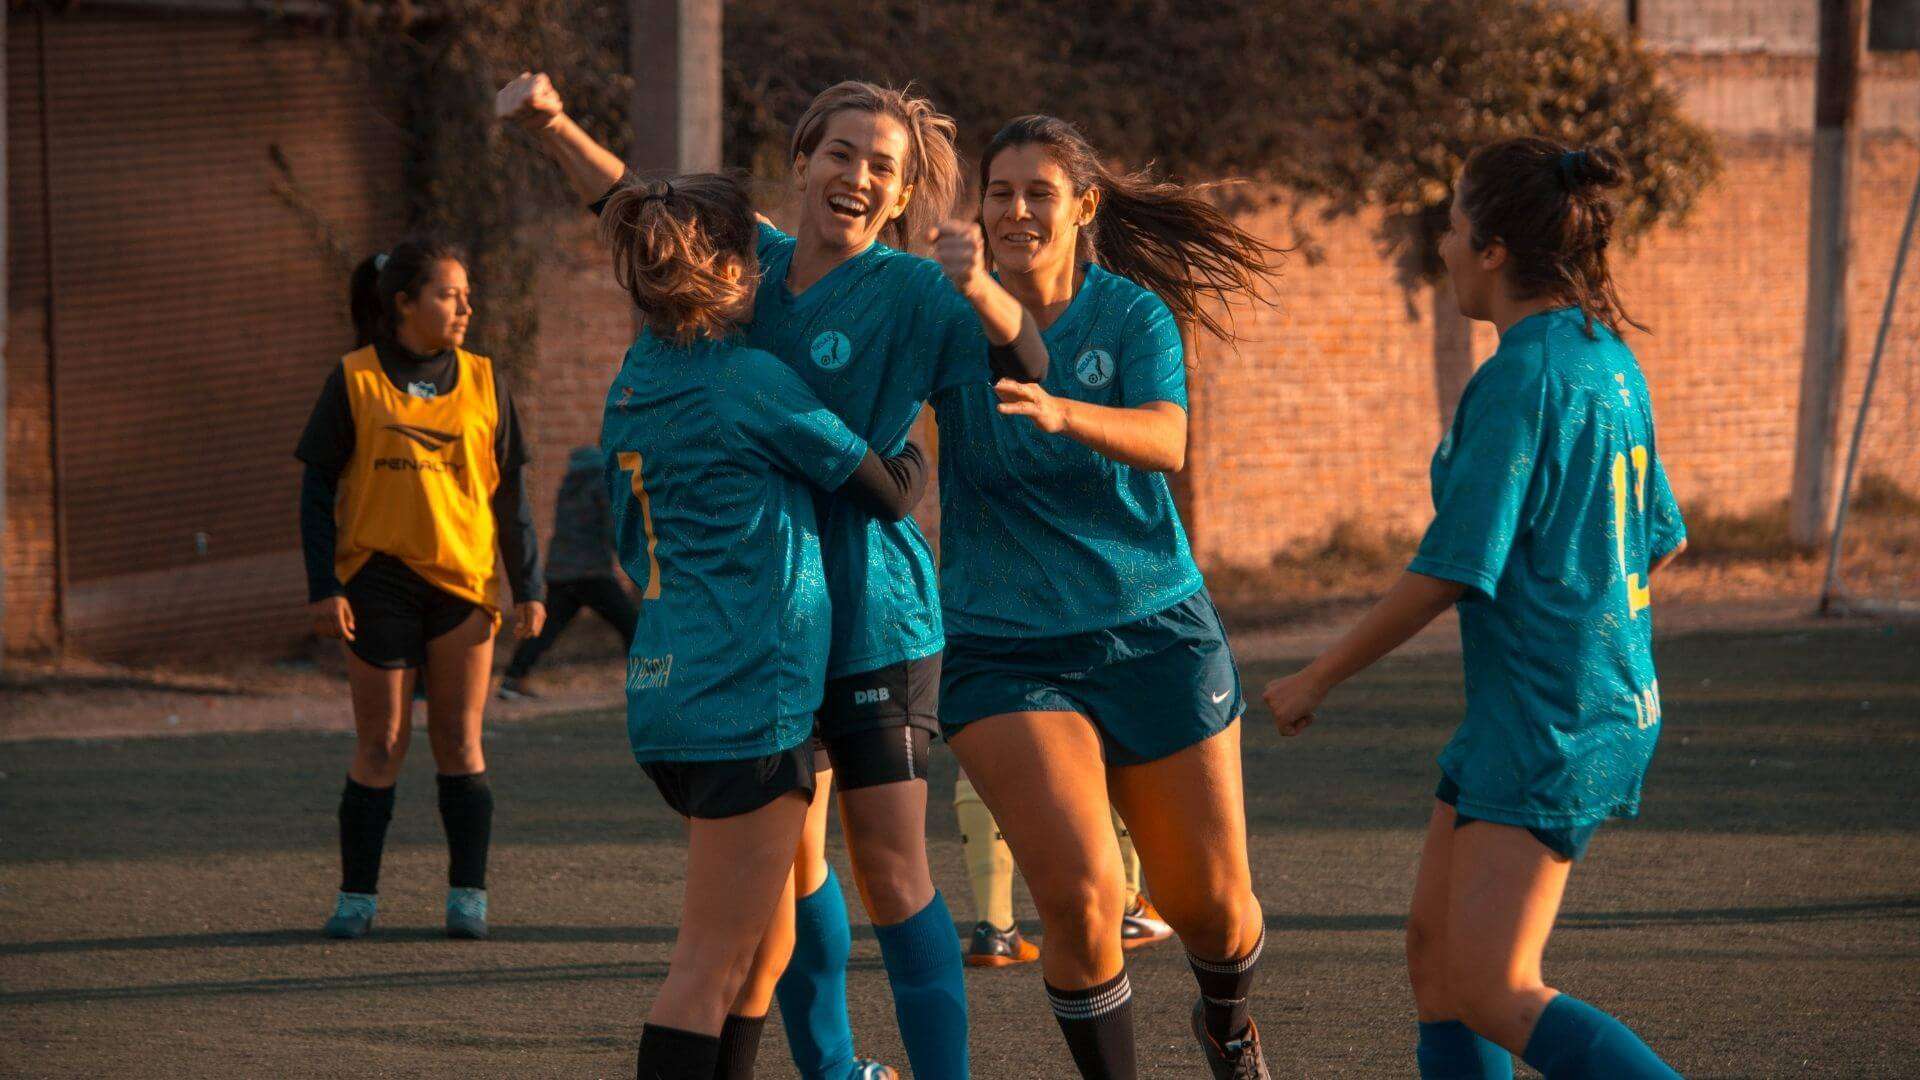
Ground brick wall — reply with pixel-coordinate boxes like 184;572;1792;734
7;46;1916;655
515;57;1920;576
1182;135;1920;568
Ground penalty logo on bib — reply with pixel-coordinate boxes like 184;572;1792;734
811;330;852;371
1075;349;1115;388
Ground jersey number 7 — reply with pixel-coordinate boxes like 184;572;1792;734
1611;445;1652;618
617;451;662;600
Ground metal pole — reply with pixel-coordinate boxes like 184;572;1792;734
627;0;721;175
1788;0;1869;546
1819;167;1920;614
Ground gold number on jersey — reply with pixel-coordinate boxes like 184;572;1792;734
617;451;662;600
1611;445;1652;618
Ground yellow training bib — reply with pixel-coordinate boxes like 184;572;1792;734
334;346;502;615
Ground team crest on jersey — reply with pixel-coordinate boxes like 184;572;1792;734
1075;349;1115;388
811;330;853;371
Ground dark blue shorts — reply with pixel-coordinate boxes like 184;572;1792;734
1436;774;1600;861
938;588;1243;767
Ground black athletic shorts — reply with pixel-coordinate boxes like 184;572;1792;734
642;743;817;819
812;725;932;790
342;553;480;670
810;653;939;789
817;653;941;739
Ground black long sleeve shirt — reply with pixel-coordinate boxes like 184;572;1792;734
294;340;543;604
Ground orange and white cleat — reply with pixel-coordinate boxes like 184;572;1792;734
965;920;1040;967
1121;893;1173;950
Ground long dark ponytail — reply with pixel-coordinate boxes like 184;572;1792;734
348;239;467;348
978;115;1283;342
1459;138;1643;339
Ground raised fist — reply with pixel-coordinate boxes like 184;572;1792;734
928;219;989;298
495;71;564;133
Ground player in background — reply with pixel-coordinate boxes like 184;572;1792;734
498;72;1049;1080
594;172;936;1079
1263;140;1688;1080
954;772;1171;967
497;444;638;701
297;240;547;942
928;115;1283;1079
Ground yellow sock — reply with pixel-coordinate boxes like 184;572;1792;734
954;773;1015;930
1113;805;1143;900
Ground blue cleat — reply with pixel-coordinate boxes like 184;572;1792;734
848;1061;897;1080
323;891;377;939
446;886;489;940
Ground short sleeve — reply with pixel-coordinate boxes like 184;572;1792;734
1408;358;1547;599
727;353;870;492
757;220;794;264
1648;454;1686;557
922;267;992;395
1118;295;1187;409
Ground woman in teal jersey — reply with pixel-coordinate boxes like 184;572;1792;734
499;74;1048;1080
1264;140;1688;1080
591;173;940;1079
929;115;1284;1080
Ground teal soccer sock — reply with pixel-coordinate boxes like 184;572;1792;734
873;890;969;1080
1521;994;1680;1079
774;869;857;1080
1418;1020;1514;1079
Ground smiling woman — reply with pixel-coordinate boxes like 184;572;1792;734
499;72;1060;1080
929;113;1285;1080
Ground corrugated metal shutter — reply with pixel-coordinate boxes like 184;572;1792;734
34;10;404;657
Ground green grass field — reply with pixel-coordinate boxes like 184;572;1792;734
3;617;1916;1077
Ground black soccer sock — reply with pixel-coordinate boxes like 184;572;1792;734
1188;927;1265;1044
637;1023;721;1080
436;771;494;890
713;1013;768;1079
337;777;395;895
1046;969;1138;1080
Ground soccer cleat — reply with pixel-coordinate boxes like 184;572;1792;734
445;886;489;940
496;677;541;702
1121;892;1174;950
323;891;377;939
848;1060;897;1080
1191;998;1271;1080
964;920;1039;967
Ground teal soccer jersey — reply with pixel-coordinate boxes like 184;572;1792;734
601;332;869;762
1409;306;1686;828
933;263;1204;638
749;222;990;677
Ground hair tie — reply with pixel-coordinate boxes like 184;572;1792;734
639;180;675;205
1556;150;1588;190
373;252;390;272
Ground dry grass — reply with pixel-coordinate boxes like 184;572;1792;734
1212;473;1920;621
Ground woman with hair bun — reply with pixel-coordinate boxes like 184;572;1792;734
296;240;547;943
594;171;944;1080
499;71;1052;1080
1264;138;1687;1079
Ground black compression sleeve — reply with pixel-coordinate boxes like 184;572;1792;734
837;441;930;523
300;465;343;602
491;466;545;604
987;307;1050;382
588;171;632;217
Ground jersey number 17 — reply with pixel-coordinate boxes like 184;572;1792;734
618;451;662;600
1612;445;1652;618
